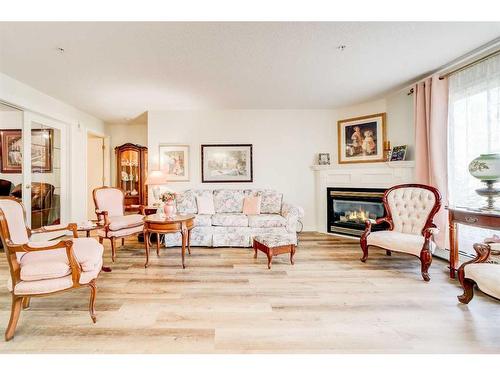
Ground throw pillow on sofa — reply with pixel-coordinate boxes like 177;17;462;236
242;195;261;215
197;195;215;215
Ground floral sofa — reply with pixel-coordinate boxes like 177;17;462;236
164;189;304;247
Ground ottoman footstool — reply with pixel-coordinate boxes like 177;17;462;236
253;235;296;269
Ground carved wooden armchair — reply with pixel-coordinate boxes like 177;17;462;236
93;187;145;262
360;184;442;281
0;197;104;341
458;243;500;303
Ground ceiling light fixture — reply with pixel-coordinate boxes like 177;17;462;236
337;45;347;52
56;47;65;53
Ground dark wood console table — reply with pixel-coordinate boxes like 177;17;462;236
447;206;500;279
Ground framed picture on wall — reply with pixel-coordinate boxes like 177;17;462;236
159;144;190;181
337;113;386;164
0;129;53;173
201;144;253;183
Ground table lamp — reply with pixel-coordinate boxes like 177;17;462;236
145;170;168;206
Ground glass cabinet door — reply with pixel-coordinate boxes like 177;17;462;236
119;149;140;196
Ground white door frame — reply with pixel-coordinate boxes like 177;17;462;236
84;129;111;219
22;111;70;227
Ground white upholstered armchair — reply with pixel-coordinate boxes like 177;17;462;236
0;197;104;341
458;243;500;303
93;187;145;262
360;184;442;281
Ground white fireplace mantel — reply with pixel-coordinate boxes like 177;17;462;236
312;161;415;233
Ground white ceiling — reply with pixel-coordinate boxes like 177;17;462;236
0;22;499;123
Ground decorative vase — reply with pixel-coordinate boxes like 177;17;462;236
469;153;500;210
163;200;176;218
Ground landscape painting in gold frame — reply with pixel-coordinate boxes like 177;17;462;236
337;112;386;164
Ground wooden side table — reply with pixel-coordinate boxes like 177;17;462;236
143;214;195;268
447;206;500;278
76;221;104;238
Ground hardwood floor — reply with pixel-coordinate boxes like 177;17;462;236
0;232;499;353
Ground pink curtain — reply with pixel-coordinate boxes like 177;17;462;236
414;74;449;249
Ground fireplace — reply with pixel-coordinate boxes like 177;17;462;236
327;187;389;237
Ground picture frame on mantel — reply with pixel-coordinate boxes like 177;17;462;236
337;112;386;164
201;144;253;183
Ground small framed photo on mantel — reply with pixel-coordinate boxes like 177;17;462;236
389;145;408;162
337;112;386;164
318;153;330;165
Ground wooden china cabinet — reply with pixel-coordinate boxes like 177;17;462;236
115;143;148;210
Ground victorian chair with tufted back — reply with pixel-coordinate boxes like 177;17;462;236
360;184;442;281
0;197;104;341
93;187;145;262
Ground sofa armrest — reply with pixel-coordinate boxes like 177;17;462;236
281;202;304;232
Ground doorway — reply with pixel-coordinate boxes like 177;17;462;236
87;132;106;220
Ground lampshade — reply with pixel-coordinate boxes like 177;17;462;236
145;170;168;185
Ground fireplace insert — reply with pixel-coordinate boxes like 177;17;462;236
327;187;389;237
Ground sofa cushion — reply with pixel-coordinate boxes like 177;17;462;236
176;190;197;214
213;227;251;247
194;214;212;227
108;214;144;231
245;189;282;214
248;214;286;228
213;189;244;213
367;230;436;256
212;213;249;227
464;263;500;300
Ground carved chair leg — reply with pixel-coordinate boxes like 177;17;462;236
22;297;31;310
5;295;23;341
360;242;369;262
88;281;97;323
290;245;296;265
253;241;258;259
458;278;475;304
386;250;392;256
121;238;125;247
420;252;432;282
110;238;116;262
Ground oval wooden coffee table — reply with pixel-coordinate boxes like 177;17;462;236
143;214;195;268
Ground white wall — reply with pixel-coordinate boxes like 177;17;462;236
148;110;335;231
106;123;148;186
0;73;106;222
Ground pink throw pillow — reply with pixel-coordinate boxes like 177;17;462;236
196;195;215;215
243;196;261;215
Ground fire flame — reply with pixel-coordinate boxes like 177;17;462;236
346;208;370;222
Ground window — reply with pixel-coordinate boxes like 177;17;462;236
448;53;500;253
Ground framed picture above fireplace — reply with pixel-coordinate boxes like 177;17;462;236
337;112;386;164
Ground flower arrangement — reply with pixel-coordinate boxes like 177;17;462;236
160;191;176;203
